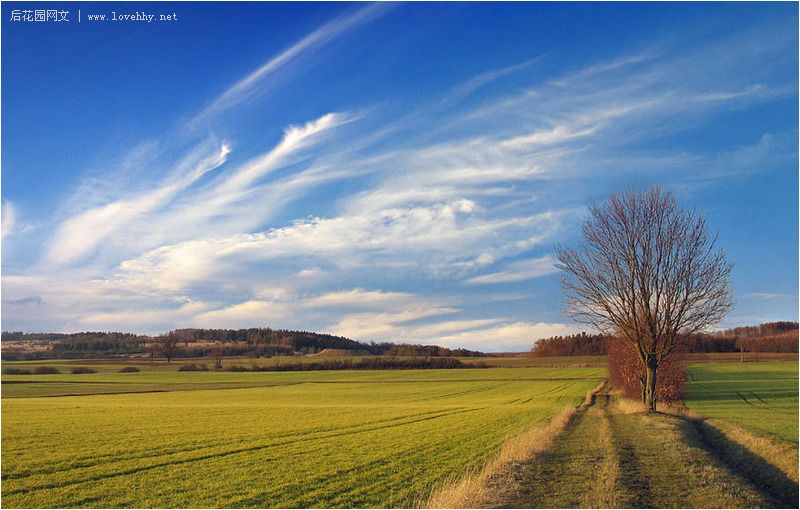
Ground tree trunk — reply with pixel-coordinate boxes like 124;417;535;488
644;357;657;412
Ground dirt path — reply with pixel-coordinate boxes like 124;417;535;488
495;388;795;508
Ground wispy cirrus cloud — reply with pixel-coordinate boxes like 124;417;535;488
1;201;16;241
2;9;795;346
192;3;390;125
748;292;795;300
434;321;578;351
45;142;231;267
113;198;565;294
466;256;558;285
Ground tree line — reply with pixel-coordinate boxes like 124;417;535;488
184;356;486;372
1;328;485;360
529;322;798;358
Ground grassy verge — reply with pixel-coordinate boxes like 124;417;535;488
461;387;789;509
424;381;606;508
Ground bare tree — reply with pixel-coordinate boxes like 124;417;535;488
735;335;749;363
556;187;733;411
160;332;180;364
212;342;224;369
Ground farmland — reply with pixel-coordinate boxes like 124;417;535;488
1;364;603;508
446;361;799;509
2;357;797;508
684;361;799;443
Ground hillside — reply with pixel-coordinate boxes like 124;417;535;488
0;328;485;360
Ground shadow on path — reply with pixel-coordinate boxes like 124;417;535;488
684;417;799;509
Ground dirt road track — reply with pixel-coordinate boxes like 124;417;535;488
489;387;798;508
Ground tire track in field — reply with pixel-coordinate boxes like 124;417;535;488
242;437;447;508
419;383;507;401
519;382;574;404
607;402;771;508
2;381;309;398
496;389;775;508
4;407;486;497
422;380;574;405
735;391;769;408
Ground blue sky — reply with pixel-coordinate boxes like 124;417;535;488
1;2;798;351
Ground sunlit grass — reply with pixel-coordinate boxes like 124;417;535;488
684;361;798;444
2;367;604;508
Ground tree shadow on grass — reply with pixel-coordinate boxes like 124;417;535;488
678;417;798;509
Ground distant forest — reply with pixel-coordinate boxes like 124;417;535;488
0;328;485;360
2;322;796;361
528;321;799;357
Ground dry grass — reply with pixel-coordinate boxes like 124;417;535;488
613;394;681;415
586;408;623;508
423;381;606;508
659;401;798;484
614;395;648;415
705;418;799;483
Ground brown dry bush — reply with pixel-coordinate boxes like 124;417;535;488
32;366;60;374
3;367;32;375
178;363;209;372
608;337;685;403
70;367;97;374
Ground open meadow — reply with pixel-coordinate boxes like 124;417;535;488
1;363;604;508
685;361;799;443
2;357;798;508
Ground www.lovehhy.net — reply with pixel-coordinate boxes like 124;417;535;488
8;8;179;23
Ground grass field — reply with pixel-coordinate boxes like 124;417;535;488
1;365;604;508
476;388;797;509
684;361;798;443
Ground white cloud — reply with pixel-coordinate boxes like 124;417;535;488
444;56;542;106
328;307;461;340
325;313;578;352
4;18;793;346
194;300;292;329
78;300;213;332
436;321;578;351
466;256;558;285
113;200;562;292
194;3;389;123
2;201;16;241
405;318;507;337
305;289;416;308
215;113;348;195
45;143;230;267
748;292;793;300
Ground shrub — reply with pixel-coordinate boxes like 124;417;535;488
608;337;685;403
71;367;97;374
33;366;61;374
178;363;208;372
119;366;140;373
3;367;32;375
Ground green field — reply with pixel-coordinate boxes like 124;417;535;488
1;365;604;508
684;361;799;443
